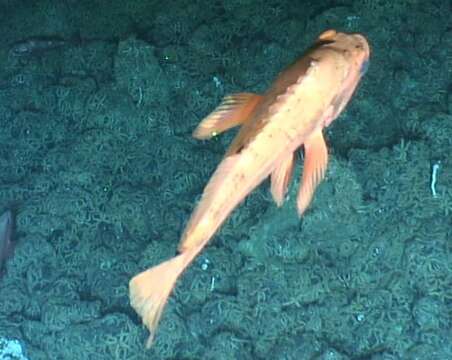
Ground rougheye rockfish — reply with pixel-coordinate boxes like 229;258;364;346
129;29;370;347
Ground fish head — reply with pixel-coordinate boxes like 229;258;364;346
314;30;370;127
317;29;370;72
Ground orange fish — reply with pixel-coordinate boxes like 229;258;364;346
129;29;370;347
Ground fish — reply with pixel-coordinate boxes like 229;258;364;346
10;36;66;57
129;29;370;348
0;210;15;276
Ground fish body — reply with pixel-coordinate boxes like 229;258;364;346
129;29;370;347
0;210;14;275
10;37;66;57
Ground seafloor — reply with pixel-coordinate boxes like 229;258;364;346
0;0;450;359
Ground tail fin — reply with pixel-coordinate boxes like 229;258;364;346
129;247;200;348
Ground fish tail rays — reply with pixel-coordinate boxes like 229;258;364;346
129;245;202;348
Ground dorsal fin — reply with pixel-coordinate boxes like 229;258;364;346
192;93;262;140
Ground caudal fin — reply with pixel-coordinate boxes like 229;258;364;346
129;248;200;348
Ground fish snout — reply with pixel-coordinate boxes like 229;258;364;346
341;33;370;77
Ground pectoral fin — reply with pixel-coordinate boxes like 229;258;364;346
193;93;262;140
271;152;295;206
297;130;328;216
